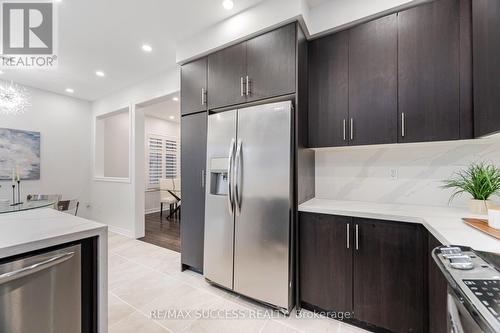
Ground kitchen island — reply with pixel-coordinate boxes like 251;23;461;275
0;208;108;333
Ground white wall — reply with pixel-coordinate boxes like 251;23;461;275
176;0;427;63
0;83;92;217
143;116;180;214
315;138;500;208
307;0;415;35
103;111;130;178
89;69;180;238
176;0;310;63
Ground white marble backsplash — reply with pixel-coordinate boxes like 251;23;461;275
315;137;500;208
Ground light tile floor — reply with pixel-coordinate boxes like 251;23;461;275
108;232;371;333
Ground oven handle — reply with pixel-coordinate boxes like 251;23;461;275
0;252;75;285
448;293;466;333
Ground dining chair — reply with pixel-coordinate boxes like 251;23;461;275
173;177;181;218
159;179;179;222
57;199;80;216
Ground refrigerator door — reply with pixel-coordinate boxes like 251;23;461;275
204;110;237;289
233;101;292;309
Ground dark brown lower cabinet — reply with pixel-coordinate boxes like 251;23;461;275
300;213;432;333
353;218;425;333
428;234;448;333
299;213;353;313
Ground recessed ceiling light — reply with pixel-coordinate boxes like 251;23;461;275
169;116;175;120
141;44;153;53
222;0;234;10
95;70;105;77
0;70;3;75
65;88;74;93
172;96;179;102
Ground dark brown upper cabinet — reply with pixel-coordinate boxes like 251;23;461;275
308;32;349;148
353;218;425;333
181;57;208;115
208;43;247;110
473;0;500;137
299;212;353;313
348;15;398;146
207;23;296;110
246;23;296;102
398;0;472;143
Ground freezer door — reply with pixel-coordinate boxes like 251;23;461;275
233;101;292;309
204;110;237;289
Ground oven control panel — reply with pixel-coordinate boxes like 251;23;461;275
433;246;500;332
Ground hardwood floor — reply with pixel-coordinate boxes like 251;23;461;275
138;211;180;252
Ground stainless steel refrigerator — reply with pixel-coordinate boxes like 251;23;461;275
204;100;293;312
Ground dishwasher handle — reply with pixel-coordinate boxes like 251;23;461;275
0;251;75;285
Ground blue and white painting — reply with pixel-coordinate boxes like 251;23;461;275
0;128;40;180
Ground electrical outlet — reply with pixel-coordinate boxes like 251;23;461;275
390;168;398;181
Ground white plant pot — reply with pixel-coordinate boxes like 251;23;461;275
487;207;500;230
468;199;491;215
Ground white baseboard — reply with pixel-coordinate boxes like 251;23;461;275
108;225;135;238
145;207;161;214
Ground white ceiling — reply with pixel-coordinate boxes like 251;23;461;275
141;92;180;123
0;0;265;101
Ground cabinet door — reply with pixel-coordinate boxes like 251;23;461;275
308;32;349;148
246;23;296;102
349;15;398;146
473;0;500;137
180;112;207;272
299;213;353;313
208;43;246;109
353;219;425;332
428;234;447;333
398;0;461;143
181;57;207;115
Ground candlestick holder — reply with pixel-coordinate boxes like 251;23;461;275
16;180;23;205
10;184;16;206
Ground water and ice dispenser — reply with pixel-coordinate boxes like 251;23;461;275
209;157;229;196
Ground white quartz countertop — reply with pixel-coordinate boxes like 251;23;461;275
299;198;500;253
0;208;107;259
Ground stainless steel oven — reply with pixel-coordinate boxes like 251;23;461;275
448;287;489;333
0;245;82;333
433;246;500;333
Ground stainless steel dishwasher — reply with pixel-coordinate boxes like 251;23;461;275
0;244;82;333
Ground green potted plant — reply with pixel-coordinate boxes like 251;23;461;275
442;162;500;214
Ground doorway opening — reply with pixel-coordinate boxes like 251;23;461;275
135;92;181;252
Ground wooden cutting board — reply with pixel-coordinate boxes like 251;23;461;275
462;218;500;240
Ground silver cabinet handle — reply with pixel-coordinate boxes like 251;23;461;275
343;119;347;141
234;139;243;216
346;223;350;249
355;224;359;250
401;112;405;137
201;170;205;188
227;139;235;216
240;77;245;97
350;118;354;141
201;88;207;105
246;76;250;96
0;252;74;285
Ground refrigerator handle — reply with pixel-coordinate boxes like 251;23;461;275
227;138;236;216
234;139;243;216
